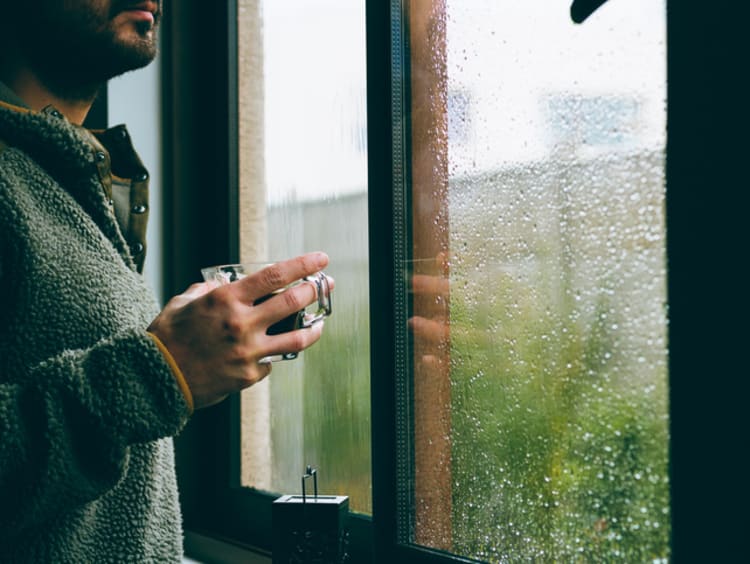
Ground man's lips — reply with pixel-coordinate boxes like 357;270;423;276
126;1;158;14
119;1;159;23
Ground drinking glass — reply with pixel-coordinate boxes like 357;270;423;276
201;262;332;362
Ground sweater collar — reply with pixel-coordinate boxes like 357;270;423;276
0;91;98;180
0;81;29;109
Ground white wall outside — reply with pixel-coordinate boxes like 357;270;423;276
107;55;164;305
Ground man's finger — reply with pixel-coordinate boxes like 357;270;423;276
252;276;321;327
411;273;449;295
408;315;450;345
260;320;325;360
231;252;329;304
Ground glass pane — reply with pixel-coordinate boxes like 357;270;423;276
405;0;668;560
237;0;371;514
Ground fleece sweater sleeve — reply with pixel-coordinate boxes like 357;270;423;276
0;329;191;538
147;331;195;414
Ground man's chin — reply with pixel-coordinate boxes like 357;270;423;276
106;36;159;75
113;26;158;59
36;42;157;101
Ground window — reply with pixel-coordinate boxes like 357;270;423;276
235;0;371;515
167;1;747;562
385;0;669;561
166;2;373;560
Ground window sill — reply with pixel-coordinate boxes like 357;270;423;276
184;530;271;564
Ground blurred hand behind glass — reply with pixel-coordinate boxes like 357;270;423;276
408;252;450;368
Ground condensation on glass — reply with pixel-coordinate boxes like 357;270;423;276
406;1;669;561
237;0;371;514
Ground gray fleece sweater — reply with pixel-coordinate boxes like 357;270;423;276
0;100;190;562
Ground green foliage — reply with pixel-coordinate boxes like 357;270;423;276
449;265;670;562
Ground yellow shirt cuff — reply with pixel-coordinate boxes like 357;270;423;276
147;331;194;415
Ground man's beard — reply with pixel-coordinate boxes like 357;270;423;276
13;3;160;103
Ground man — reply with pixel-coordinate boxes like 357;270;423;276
0;1;328;561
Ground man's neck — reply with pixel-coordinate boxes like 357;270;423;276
1;66;95;126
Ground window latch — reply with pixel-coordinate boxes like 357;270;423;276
301;464;318;503
570;0;612;23
273;466;351;563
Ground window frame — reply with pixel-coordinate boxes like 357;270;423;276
166;1;748;562
163;1;374;560
663;2;748;561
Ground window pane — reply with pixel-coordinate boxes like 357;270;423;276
237;0;371;514
405;1;668;560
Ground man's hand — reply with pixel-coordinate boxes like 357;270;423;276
408;271;450;352
148;252;331;409
408;253;450;358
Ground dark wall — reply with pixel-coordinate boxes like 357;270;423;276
667;2;750;560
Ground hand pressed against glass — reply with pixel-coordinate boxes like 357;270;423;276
408;254;450;357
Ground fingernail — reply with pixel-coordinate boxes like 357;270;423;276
315;252;329;267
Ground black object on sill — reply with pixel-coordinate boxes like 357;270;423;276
272;466;350;564
570;0;611;24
